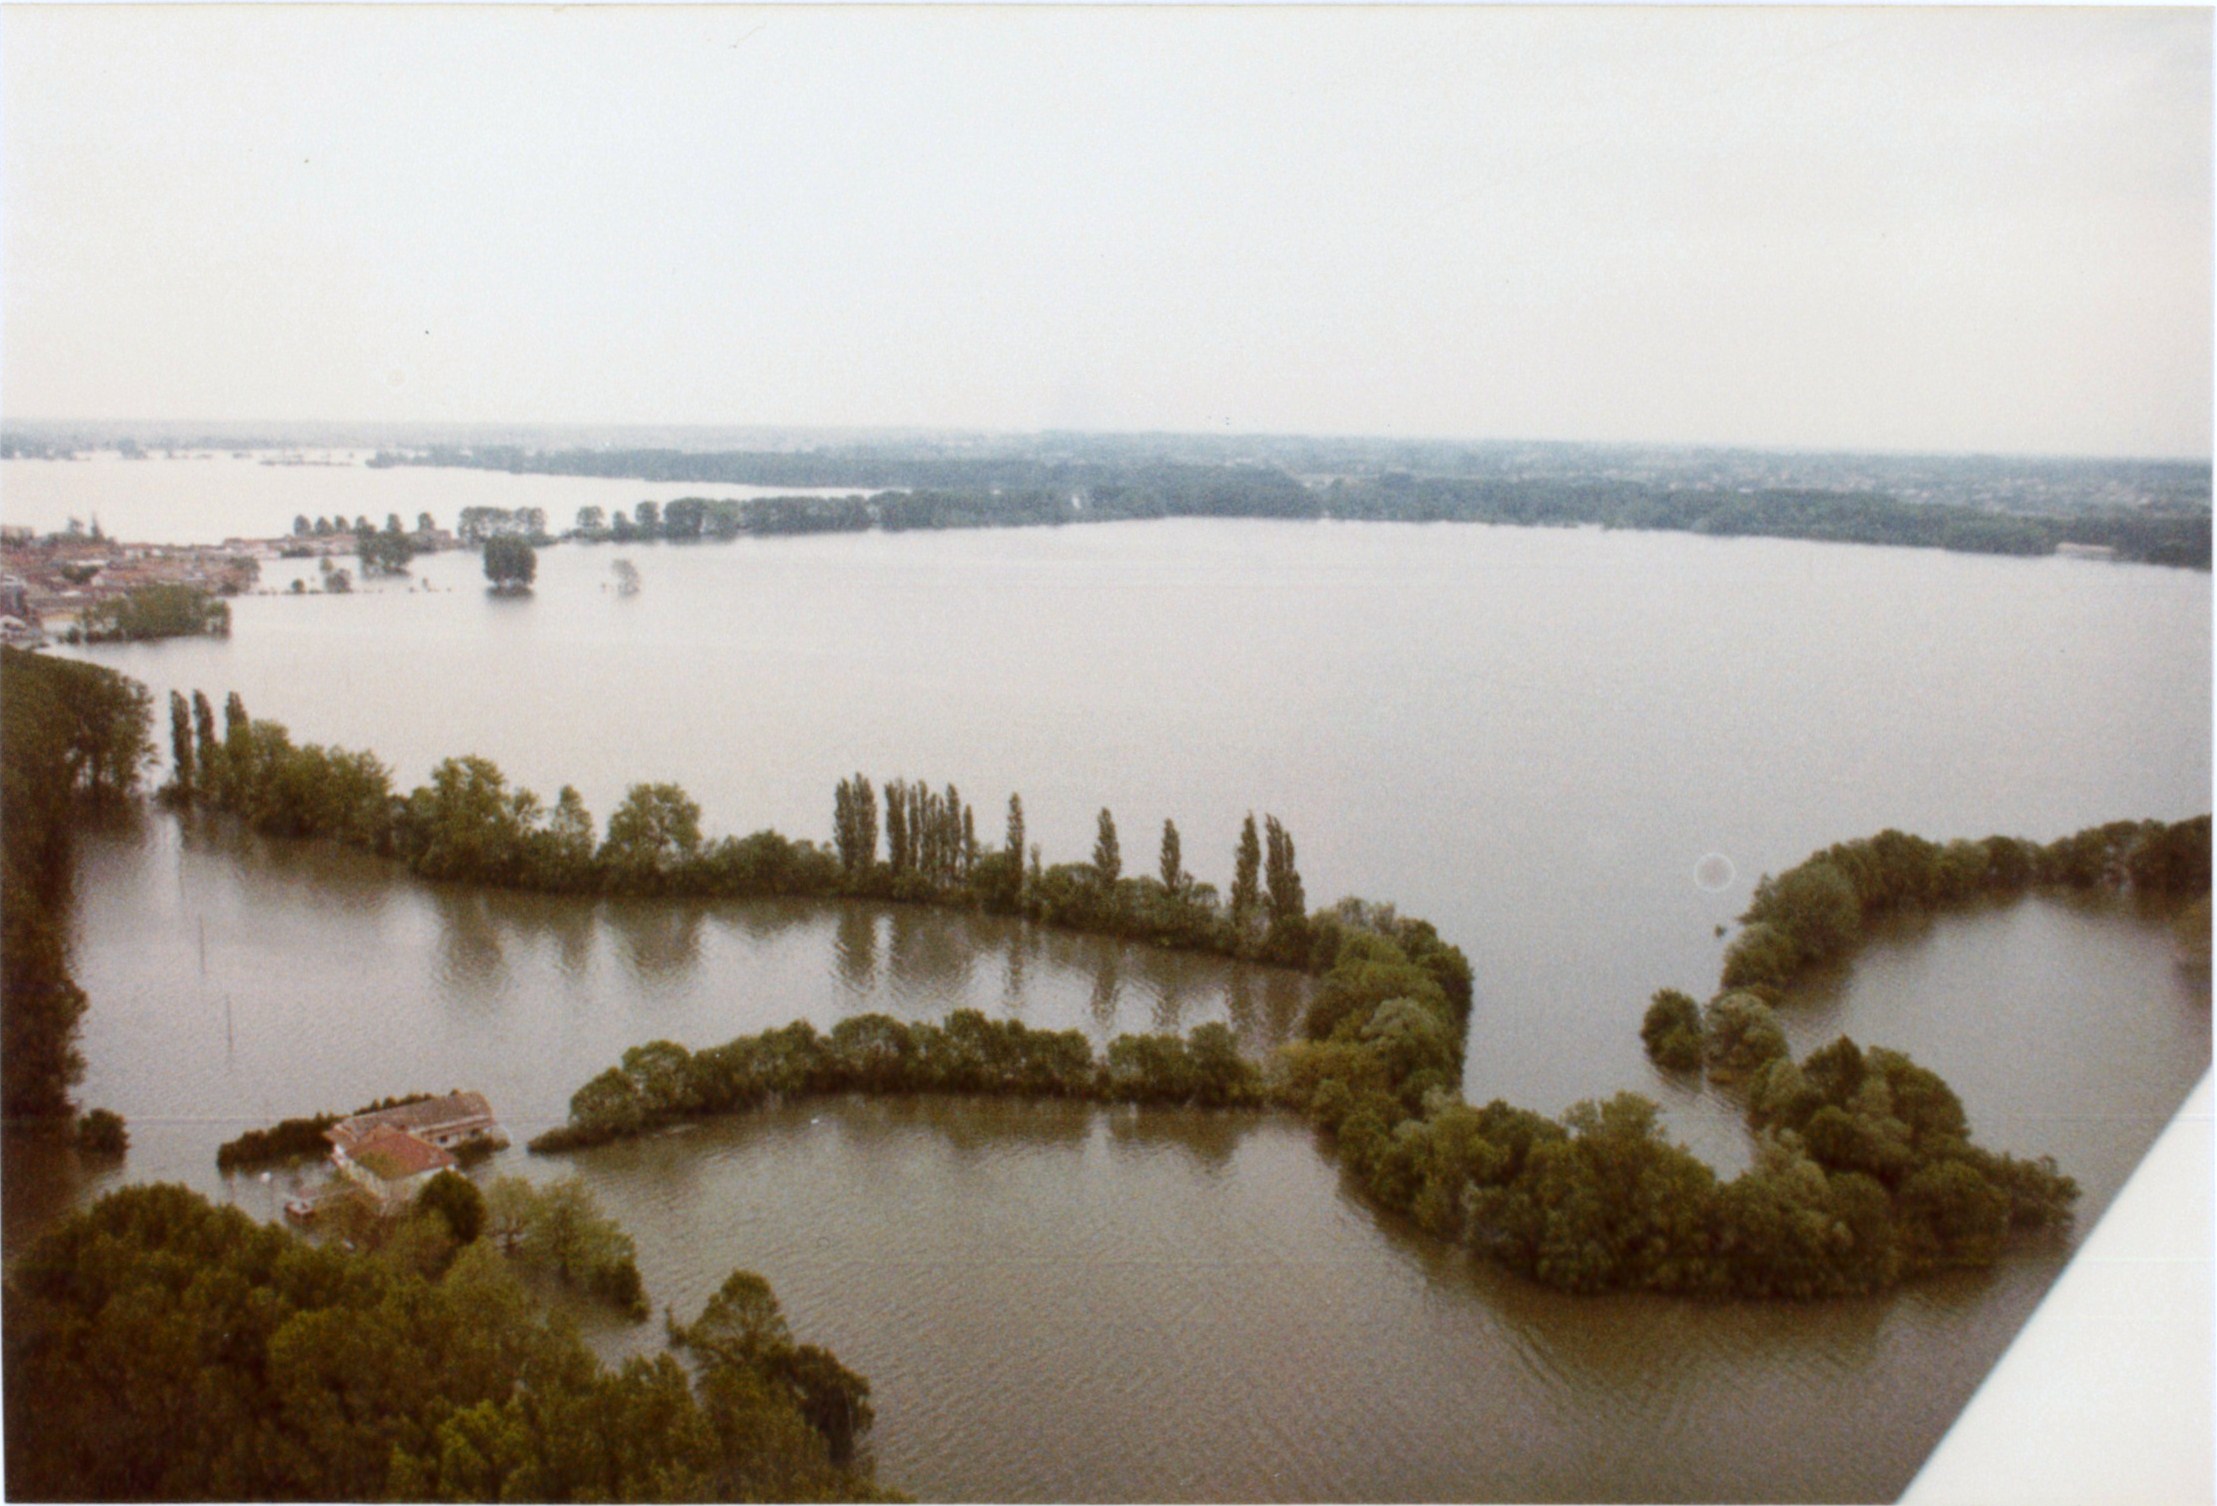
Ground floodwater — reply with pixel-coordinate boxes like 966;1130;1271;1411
9;455;2211;1500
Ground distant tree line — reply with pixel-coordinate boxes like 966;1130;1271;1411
4;1181;889;1500
370;446;2211;569
0;648;148;1130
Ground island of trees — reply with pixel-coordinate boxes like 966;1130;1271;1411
60;582;231;644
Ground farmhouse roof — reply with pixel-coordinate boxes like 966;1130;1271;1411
328;1090;495;1149
347;1124;456;1182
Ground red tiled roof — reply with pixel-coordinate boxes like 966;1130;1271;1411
347;1125;456;1182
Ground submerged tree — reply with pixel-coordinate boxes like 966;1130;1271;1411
483;534;538;594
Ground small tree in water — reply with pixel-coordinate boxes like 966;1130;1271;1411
483;535;537;594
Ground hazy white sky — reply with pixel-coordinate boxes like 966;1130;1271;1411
3;6;2209;456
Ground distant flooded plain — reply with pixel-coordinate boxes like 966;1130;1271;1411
14;456;2212;1499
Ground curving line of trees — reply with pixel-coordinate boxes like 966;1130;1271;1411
529;1012;1270;1153
1716;819;2211;996
1644;816;2212;1081
535;836;2144;1300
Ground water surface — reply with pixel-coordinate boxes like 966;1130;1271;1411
14;463;2212;1499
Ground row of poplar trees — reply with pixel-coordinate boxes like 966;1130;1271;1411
831;772;1305;934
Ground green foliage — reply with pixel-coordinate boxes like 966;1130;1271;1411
482;1175;648;1319
1092;808;1122;887
833;774;878;872
166;689;195;797
1229;813;1262;929
4;1185;884;1501
77;583;231;642
1702;992;1789;1083
598;782;704;892
1262;815;1306;954
357;528;417;576
674;1271;878;1467
1639;988;1703;1072
482;533;538;592
533;1011;1267;1153
401;756;536;884
1725;815;2211;995
217;1112;340;1169
75;1106;128;1156
2;649;153;1120
375;443;2215;568
416;1170;487;1246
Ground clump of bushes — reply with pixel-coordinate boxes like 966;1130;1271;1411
531;1011;1269;1154
1639;989;1702;1072
74;1108;127;1157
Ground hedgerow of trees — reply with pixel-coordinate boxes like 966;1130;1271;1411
161;689;1434;976
1;648;148;1132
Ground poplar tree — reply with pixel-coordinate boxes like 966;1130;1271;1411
192;691;219;798
222;692;251;796
1093;809;1121;887
168;691;194;796
1230;813;1262;925
1005;794;1027;903
885;782;910;875
1264;815;1306;930
1159;819;1183;894
854;776;878;868
834;776;880;872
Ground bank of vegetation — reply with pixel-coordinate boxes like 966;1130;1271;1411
373;446;2211;569
61;583;232;644
3;1181;887;1501
530;1013;1271;1153
0;647;147;1135
161;689;1468;982
1717;817;2212;995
